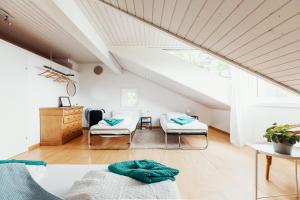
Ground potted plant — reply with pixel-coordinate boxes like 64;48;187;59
264;123;300;155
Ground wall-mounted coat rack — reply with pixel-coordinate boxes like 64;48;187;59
38;66;74;83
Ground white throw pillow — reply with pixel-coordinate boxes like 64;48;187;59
166;112;185;122
99;120;109;126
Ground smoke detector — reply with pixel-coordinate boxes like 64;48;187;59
0;8;13;26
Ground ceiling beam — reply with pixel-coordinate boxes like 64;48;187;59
31;0;122;74
98;0;300;95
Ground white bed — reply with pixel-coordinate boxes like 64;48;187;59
27;164;180;199
88;111;140;149
160;113;208;149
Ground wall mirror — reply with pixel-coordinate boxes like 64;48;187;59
66;81;76;97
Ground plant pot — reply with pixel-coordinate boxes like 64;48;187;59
273;142;293;155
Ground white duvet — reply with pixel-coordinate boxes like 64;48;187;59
64;170;180;200
90;115;139;135
160;113;208;133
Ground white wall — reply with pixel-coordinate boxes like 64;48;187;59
249;104;300;143
210;109;230;133
0;39;80;159
79;64;212;126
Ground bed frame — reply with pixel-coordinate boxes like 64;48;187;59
88;126;137;150
163;130;208;150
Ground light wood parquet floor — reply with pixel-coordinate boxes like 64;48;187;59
14;128;300;200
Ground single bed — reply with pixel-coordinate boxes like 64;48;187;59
160;113;208;150
27;164;180;199
88;111;139;149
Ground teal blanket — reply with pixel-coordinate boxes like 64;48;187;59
0;164;61;200
171;116;195;125
104;118;124;126
108;160;179;183
0;159;47;166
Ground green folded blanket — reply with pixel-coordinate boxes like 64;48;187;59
0;159;47;166
108;160;179;184
104;118;124;126
171;116;195;125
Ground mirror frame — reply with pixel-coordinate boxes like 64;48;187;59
66;81;77;97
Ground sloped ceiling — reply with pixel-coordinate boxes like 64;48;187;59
76;0;190;49
0;0;98;63
97;0;300;94
111;46;231;109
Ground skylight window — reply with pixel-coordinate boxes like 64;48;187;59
164;49;231;78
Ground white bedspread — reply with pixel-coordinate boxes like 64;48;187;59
160;114;208;133
65;170;180;200
90;116;139;135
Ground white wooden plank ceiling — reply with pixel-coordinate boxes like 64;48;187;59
0;0;98;63
94;0;300;94
76;0;190;49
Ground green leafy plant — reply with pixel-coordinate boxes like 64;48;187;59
264;123;300;145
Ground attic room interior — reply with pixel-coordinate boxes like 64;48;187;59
1;0;300;199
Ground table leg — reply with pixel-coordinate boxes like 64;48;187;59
265;155;272;181
296;160;299;198
255;150;258;200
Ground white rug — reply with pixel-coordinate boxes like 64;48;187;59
131;129;183;149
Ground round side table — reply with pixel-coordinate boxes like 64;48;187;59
250;143;300;200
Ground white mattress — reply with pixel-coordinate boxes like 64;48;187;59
160;114;208;133
27;164;180;199
90;116;139;135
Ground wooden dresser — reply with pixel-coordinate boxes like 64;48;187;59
39;106;83;145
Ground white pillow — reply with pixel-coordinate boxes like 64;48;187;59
113;114;129;119
166;112;185;122
112;110;138;119
99;120;109;126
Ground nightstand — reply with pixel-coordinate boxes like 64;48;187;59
140;116;152;129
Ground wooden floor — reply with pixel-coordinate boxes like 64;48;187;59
15;128;300;200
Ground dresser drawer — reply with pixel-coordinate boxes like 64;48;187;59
74;108;83;114
63;121;81;131
63;108;83;116
63;109;75;116
63;114;82;124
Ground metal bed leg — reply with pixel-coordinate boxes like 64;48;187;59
129;133;132;143
87;128;133;150
179;134;208;150
165;133;168;149
178;135;181;148
88;130;91;146
128;133;132;149
296;160;298;198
